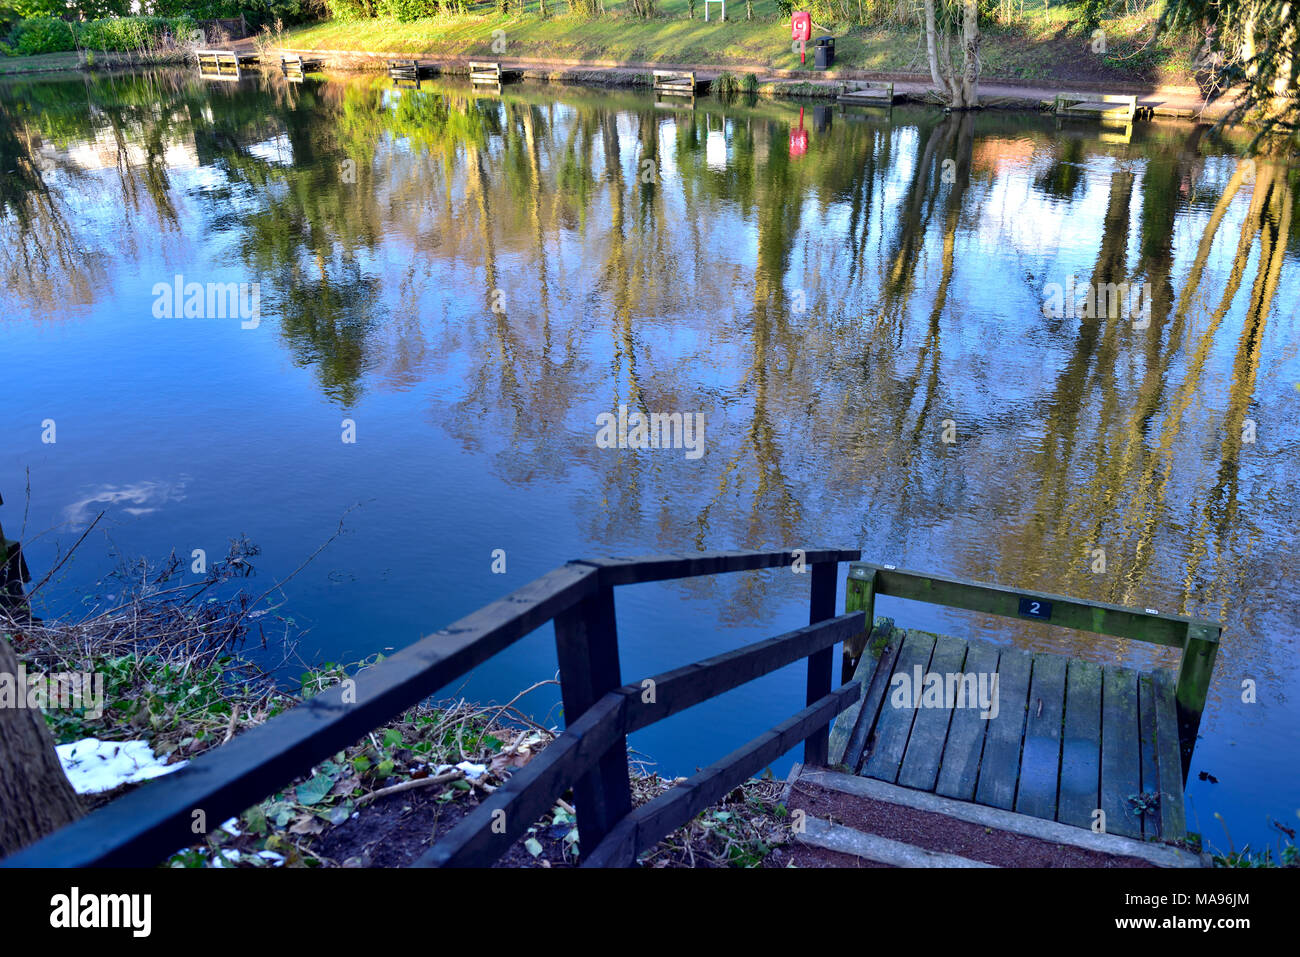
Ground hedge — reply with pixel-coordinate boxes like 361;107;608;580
4;15;199;57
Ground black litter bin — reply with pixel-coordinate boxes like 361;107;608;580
815;36;834;70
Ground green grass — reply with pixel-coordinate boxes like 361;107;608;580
0;49;81;74
282;4;1199;85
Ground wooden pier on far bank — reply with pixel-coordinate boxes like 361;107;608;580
280;54;321;82
469;61;502;85
839;80;896;107
1053;92;1139;121
196;49;259;80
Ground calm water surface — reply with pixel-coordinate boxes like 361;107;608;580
2;69;1297;851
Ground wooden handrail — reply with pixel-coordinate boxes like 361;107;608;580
1;562;599;867
415;611;864;866
842;561;1220;783
582;683;859;866
3;548;860;868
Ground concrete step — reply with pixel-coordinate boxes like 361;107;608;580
797;814;996;868
801;767;1208;868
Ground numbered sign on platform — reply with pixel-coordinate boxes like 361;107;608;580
1018;597;1053;620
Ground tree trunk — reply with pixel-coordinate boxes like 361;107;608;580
924;0;981;109
958;0;981;109
0;635;83;858
923;0;953;99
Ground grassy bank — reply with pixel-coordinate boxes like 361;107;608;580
282;3;1201;86
0;50;80;74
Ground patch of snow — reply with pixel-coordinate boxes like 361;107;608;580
56;737;188;794
431;761;488;780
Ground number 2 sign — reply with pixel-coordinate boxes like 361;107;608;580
1018;597;1053;621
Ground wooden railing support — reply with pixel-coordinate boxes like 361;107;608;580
803;561;837;766
842;563;878;683
1174;621;1218;784
552;583;633;852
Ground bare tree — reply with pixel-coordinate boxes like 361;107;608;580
923;0;982;109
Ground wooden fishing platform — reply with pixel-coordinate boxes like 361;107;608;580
388;59;426;87
279;54;321;82
839;81;896;106
196;49;259;80
653;69;697;96
470;60;503;85
827;563;1217;850
1054;92;1138;121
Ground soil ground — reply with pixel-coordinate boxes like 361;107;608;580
784;779;1160;868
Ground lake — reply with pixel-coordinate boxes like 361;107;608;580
2;68;1297;853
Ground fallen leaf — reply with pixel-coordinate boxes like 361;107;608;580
289;814;325;836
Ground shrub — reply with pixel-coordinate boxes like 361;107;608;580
6;15;200;57
713;71;739;96
322;0;380;19
372;0;439;20
75;16;199;53
11;18;76;55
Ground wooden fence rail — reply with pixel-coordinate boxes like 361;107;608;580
3;548;859;867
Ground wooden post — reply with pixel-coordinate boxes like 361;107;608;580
552;583;632;854
803;561;837;766
842;563;877;683
1174;621;1219;784
0;493;32;618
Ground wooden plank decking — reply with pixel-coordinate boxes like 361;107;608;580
1055;92;1138;120
829;626;1188;845
839;81;896;106
653;69;696;97
280;54;321;81
388;59;423;87
196;49;258;80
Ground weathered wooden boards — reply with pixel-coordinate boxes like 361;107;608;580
1055;92;1138;120
653;70;696;96
279;54;321;81
470;60;502;85
831;627;1188;845
845;561;1219;781
196;50;257;80
839;81;895;106
388;59;422;87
